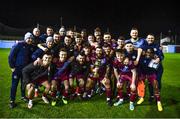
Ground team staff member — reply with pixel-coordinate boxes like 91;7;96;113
8;32;34;108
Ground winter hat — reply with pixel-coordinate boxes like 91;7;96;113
59;26;66;32
24;32;34;40
46;36;53;43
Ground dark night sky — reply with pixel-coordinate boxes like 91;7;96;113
0;0;179;37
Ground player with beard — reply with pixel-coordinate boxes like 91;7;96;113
83;46;113;106
69;52;90;99
116;36;125;50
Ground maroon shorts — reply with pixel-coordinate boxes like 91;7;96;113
89;74;105;81
32;76;48;85
139;73;156;85
119;74;133;84
54;72;69;82
89;70;106;81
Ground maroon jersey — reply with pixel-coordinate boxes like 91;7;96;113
85;54;93;63
53;60;70;81
88;54;109;81
74;44;83;57
113;59;135;76
91;55;108;75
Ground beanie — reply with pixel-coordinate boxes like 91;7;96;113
46;36;53;43
59;26;66;32
24;32;34;40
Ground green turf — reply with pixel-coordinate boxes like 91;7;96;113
0;48;180;118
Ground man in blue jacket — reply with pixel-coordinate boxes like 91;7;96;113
39;26;54;43
31;36;54;61
144;34;164;102
8;32;34;108
125;27;146;66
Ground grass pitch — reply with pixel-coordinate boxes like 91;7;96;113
0;48;179;118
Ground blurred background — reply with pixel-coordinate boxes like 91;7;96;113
0;0;179;45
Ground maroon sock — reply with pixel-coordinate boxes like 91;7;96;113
155;94;161;101
71;87;76;94
117;88;123;99
63;90;68;98
130;91;136;102
106;88;112;98
76;87;80;94
51;91;57;98
42;92;47;97
80;87;84;94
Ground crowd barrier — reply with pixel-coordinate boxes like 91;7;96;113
0;40;19;48
162;45;180;53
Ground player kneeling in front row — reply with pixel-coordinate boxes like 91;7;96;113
22;53;52;109
113;49;137;111
69;52;90;99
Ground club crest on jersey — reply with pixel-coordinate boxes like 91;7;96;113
101;58;106;64
144;60;147;63
122;66;129;72
13;75;18;79
132;56;136;59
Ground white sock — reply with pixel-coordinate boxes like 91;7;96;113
130;101;133;104
29;99;32;103
107;98;110;101
119;99;123;102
